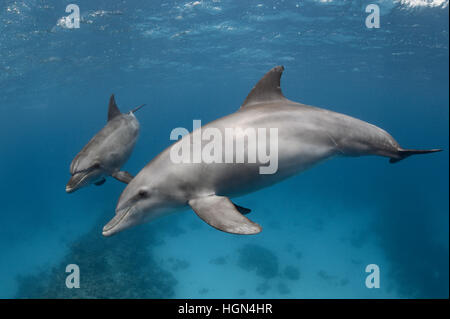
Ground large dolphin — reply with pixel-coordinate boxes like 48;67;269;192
66;94;144;193
102;66;441;236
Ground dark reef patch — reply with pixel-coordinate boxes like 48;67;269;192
237;244;279;279
283;265;300;281
199;288;209;295
277;282;291;295
317;270;339;286
317;270;348;288
342;229;370;249
237;288;246;296
255;282;270;295
317;270;333;281
209;256;227;265
372;191;449;298
339;278;349;287
15;216;177;299
294;252;302;260
168;258;190;272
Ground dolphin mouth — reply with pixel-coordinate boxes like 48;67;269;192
102;206;133;237
66;172;90;193
65;177;80;193
65;185;75;193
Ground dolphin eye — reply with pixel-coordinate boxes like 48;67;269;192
138;189;148;198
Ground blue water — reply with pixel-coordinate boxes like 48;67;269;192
0;0;448;299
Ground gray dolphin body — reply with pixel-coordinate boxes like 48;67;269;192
102;66;441;236
66;95;143;193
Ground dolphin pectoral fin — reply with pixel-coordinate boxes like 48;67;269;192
189;196;261;235
94;178;106;186
233;203;251;215
112;171;134;184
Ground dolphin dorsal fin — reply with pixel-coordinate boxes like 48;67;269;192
241;65;286;108
108;94;121;121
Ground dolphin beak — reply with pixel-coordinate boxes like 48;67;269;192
65;185;75;193
102;207;132;237
66;175;80;193
66;171;96;193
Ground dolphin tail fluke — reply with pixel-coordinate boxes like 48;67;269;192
130;104;146;114
389;148;442;164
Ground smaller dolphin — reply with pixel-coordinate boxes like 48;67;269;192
66;94;145;193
